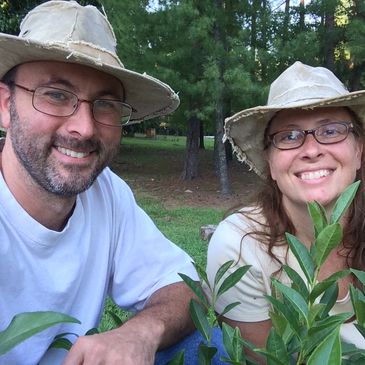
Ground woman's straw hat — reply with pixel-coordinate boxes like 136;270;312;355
224;61;365;177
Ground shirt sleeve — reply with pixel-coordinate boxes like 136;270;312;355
205;212;280;322
105;170;198;312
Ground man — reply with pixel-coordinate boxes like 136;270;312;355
0;1;224;364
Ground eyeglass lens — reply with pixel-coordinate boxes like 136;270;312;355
271;122;352;150
32;86;132;127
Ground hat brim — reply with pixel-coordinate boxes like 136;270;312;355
0;34;179;123
224;92;365;177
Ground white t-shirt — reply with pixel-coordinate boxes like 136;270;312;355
205;209;365;350
0;167;198;365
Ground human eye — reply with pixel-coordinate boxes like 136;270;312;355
38;87;72;105
94;99;119;113
274;130;302;145
318;123;346;138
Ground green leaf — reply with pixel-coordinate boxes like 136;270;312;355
350;285;365;326
214;260;234;288
192;261;211;291
167;350;185;365
189;299;211;342
266;295;301;336
307;327;341;365
354;323;365;340
179;273;209;307
221;323;245;362
304;313;351;356
0;311;80;355
350;269;365;289
216;265;251;298
330;181;360;224
271;279;308;323
198;343;218;365
105;310;124;327
49;337;73;351
314;223;342;267
318;282;339;318
85;328;99;335
282;265;309;301
266;328;290;365
220;301;241;318
307;201;328;238
285;232;315;283
310;269;350;304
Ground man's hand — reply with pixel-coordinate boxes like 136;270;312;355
62;282;196;364
62;324;157;365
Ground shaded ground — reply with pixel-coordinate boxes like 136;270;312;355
111;141;262;210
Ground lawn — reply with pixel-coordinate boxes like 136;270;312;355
101;134;224;331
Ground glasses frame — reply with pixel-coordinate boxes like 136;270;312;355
11;83;133;127
268;122;354;150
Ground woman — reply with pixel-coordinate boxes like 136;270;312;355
205;61;365;360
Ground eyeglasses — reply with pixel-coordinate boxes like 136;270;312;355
268;122;354;150
12;83;133;127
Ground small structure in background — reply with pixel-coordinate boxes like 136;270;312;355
200;224;217;241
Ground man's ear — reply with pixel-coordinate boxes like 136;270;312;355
0;82;11;129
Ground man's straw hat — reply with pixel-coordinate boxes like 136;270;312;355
0;1;179;124
224;61;365;177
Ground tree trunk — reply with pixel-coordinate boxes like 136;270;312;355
213;0;230;195
181;115;200;180
199;120;205;149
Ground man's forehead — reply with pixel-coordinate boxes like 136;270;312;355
16;61;124;95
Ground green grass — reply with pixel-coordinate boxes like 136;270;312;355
100;194;224;331
121;134;214;150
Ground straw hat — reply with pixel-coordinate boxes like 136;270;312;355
0;0;179;125
224;61;365;177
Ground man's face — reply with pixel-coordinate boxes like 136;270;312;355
7;61;123;197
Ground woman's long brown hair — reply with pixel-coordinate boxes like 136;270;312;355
232;109;365;270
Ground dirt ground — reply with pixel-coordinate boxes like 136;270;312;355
111;143;263;210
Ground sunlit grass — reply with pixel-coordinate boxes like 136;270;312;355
100;195;223;331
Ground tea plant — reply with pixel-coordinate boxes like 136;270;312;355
176;181;365;365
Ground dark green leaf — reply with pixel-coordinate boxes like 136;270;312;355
0;311;80;355
214;260;234;288
189;299;211;342
49;337;73;351
330;181;360;224
266;328;290;365
307;327;341;365
198;343;218;365
318;282;339;318
351;269;365;289
167;350;185;365
85;328;99;335
179;273;209;307
282;265;309;301
304;313;351;356
271;279;308;323
310;269;350;304
216;265;251;298
220;301;241;318
285;232;315;283
350;285;365;325
192;261;211;290
314;223;342;267
307;201;327;238
266;295;301;336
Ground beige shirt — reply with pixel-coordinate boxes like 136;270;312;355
205;208;365;349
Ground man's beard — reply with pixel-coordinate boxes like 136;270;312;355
8;98;120;197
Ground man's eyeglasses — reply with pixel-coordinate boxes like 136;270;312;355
268;122;354;150
12;83;133;127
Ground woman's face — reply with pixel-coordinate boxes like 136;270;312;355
267;107;363;211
